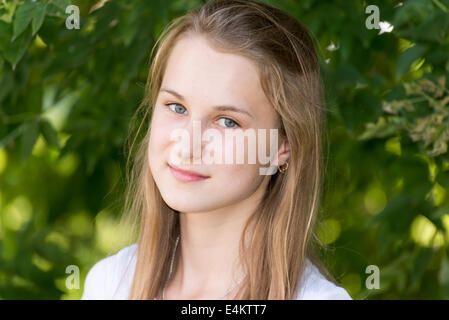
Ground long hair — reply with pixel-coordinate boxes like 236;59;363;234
120;0;334;299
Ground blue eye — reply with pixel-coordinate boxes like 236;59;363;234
165;103;240;128
166;103;187;115
218;118;239;128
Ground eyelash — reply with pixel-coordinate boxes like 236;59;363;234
164;103;241;128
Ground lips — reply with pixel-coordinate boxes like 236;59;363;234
168;163;210;182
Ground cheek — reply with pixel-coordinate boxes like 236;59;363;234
218;146;263;186
148;113;172;172
214;163;264;203
149;110;174;152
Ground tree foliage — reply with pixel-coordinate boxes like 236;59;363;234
0;0;448;299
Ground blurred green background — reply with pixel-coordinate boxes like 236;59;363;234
0;0;449;299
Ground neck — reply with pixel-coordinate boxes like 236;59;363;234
166;177;269;299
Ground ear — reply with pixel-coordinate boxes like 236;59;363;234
277;139;290;166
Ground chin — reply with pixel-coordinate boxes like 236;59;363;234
161;193;217;213
164;200;202;213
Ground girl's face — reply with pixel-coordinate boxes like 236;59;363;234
148;34;287;213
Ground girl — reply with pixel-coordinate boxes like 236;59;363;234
81;0;352;300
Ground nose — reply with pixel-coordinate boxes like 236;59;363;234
188;118;205;165
171;118;207;166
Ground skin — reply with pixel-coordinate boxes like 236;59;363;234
148;34;290;299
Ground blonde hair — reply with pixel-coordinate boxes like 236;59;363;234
120;0;334;299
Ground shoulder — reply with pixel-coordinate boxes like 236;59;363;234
295;259;352;300
81;244;138;300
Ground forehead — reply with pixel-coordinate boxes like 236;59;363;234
160;34;273;118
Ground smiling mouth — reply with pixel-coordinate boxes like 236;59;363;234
168;163;210;182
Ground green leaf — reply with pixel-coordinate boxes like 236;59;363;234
21;120;39;160
397;44;428;78
51;0;71;11
0;20;33;69
0;64;14;102
414;11;449;42
39;118;60;149
408;247;433;292
358;116;406;140
46;0;71;18
12;0;38;41
439;256;449;286
0;123;26;148
32;3;48;36
0;20;10;47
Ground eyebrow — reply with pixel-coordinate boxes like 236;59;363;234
160;87;254;119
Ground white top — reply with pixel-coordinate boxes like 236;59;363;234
81;244;352;300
